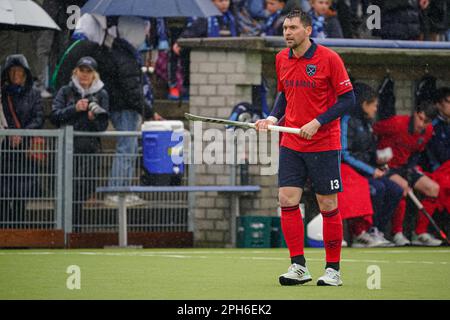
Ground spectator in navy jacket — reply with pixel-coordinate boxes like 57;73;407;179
51;57;109;219
261;0;287;36
308;0;344;38
171;0;240;100
341;83;402;247
424;87;450;171
0;54;44;226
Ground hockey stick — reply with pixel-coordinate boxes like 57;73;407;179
185;113;301;134
407;190;449;245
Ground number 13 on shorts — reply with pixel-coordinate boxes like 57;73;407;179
330;179;340;191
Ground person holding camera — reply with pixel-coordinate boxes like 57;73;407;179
51;56;109;220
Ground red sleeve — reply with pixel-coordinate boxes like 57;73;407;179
328;52;353;96
373;117;397;137
276;54;284;93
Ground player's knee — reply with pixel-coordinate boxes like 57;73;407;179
426;182;440;198
278;191;298;207
317;196;338;212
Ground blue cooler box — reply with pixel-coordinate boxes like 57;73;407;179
142;121;184;175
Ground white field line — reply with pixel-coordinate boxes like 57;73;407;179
359;250;450;254
0;251;448;265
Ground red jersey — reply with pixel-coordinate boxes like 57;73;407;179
276;41;353;152
373;115;433;168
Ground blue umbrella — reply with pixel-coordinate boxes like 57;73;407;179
81;0;221;18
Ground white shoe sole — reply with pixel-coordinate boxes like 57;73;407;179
411;240;442;247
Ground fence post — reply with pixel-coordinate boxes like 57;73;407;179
187;164;196;233
63;126;74;246
56;129;65;230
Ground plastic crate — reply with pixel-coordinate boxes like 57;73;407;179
270;217;287;248
237;216;272;248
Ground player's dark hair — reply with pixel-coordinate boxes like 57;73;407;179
415;100;438;120
285;9;312;27
434;87;450;104
354;82;377;108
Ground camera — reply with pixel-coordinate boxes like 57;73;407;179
87;96;107;116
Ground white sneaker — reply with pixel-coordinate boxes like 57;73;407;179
342;239;348;247
317;268;343;286
352;231;384;248
369;227;395;247
279;263;312;286
393;232;411;246
125;195;147;206
412;233;442;247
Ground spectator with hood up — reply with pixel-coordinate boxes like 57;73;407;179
0;54;44;225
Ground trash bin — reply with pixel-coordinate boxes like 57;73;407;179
237;216;272;248
141;121;184;185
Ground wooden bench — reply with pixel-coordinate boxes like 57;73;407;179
96;185;261;247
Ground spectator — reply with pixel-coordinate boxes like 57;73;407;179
420;0;449;41
106;17;156;206
36;0;89;98
232;0;263;36
373;0;423;40
246;0;268;20
171;0;239;100
0;54;44;226
415;87;450;246
261;0;287;36
51;57;109;217
308;0;344;38
283;0;311;13
52;15;159;206
373;101;441;246
425;87;450;171
335;0;355;38
176;0;239;40
341;83;401;247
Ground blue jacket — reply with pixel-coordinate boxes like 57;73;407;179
1;54;44;130
424;114;450;171
340;112;378;177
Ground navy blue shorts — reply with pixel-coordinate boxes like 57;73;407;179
386;166;424;187
278;146;342;195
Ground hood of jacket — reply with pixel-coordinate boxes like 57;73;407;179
1;54;34;90
117;16;146;49
70;75;105;98
74;13;116;45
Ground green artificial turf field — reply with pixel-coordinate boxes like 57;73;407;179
0;247;449;300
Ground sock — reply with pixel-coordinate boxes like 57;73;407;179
416;198;438;235
291;255;306;267
321;208;343;269
391;197;406;235
281;204;304;259
326;262;340;271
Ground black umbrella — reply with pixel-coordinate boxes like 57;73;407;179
81;0;221;18
0;0;60;31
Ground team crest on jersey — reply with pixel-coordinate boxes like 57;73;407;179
306;64;316;77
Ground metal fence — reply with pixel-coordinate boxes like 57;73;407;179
0;129;64;230
0;127;192;237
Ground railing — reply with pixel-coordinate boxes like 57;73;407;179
0;127;193;242
0;129;64;230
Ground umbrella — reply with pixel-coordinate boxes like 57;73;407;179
81;0;221;18
0;0;61;31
